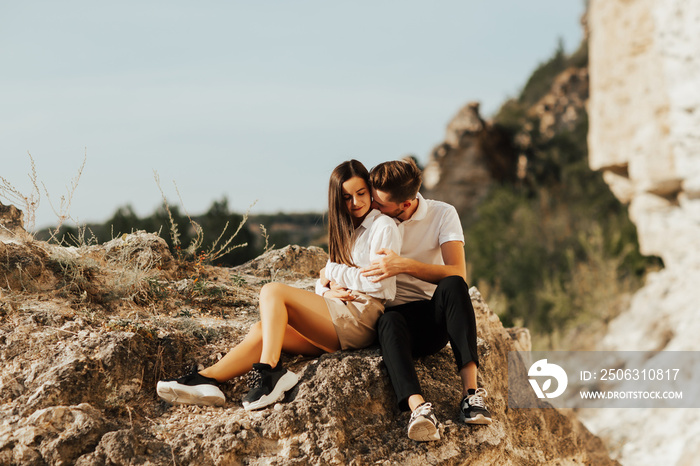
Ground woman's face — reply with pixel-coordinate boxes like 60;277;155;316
341;176;371;220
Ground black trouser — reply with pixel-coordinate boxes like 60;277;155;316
377;276;479;411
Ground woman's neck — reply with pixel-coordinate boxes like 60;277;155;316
352;212;368;229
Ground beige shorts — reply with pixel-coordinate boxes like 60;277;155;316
324;291;386;350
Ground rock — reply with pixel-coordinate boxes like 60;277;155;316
0;240;59;292
506;327;532;352
586;0;700;463
144;287;615;465
75;429;174;465
421;60;589;226
102;230;178;279
421;103;518;224
0;239;616;464
0;221;177;298
233;244;328;279
588;0;700;270
444;101;486;148
530;67;589;140
0;203;60;292
0;284;617;464
0;403;108;465
0;202;32;244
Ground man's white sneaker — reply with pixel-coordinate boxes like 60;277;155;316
460;388;492;425
407;402;440;441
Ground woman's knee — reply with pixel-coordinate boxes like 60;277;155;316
260;282;287;305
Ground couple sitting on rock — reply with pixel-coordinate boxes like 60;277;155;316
157;158;492;442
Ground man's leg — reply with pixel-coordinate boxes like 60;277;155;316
376;301;429;412
377;300;446;442
380;277;479;406
431;276;479;391
431;276;491;425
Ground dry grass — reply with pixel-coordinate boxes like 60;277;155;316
0;151;88;241
153;170;253;264
260;223;274;253
44;152;87;243
0;152;41;231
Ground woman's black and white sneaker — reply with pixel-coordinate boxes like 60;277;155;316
157;368;225;407
242;362;299;411
460;388;492;425
407;402;441;441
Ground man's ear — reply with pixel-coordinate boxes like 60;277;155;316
401;199;413;209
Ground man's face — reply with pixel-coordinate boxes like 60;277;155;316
371;188;405;218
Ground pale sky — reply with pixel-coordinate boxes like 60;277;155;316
1;1;585;230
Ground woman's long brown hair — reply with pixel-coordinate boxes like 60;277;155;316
328;160;370;267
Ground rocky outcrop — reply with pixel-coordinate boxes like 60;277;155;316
421;61;589;225
0;218;617;465
0;203;33;244
421;103;518;224
586;0;700;464
232;244;328;279
530;67;589;141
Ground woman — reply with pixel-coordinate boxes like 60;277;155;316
157;160;401;410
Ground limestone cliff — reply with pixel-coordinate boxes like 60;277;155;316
588;0;700;271
585;0;700;464
0;210;616;465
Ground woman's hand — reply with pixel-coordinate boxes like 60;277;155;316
329;281;345;291
323;289;355;302
319;267;331;287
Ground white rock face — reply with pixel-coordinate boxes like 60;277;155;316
587;0;700;464
589;0;700;269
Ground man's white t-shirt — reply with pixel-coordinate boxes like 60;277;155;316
387;193;465;307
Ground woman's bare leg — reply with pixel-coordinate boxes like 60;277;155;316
200;321;326;382
258;282;340;367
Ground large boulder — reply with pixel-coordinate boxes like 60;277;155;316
233;244;328;279
0;242;617;464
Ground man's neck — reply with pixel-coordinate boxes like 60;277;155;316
397;198;419;222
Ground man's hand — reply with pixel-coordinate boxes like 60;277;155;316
323;289;355;302
360;248;404;282
329;281;345;291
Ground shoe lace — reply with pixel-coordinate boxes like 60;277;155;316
247;368;264;389
467;388;488;408
410;402;434;422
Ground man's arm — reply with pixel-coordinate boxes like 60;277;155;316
360;241;466;284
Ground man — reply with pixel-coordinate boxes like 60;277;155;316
361;158;492;442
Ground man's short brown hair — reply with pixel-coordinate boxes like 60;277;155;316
369;158;422;203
